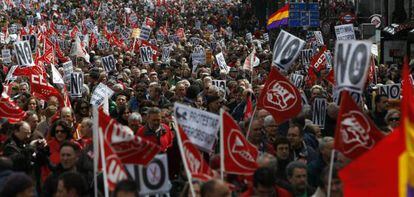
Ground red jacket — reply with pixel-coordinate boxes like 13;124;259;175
240;186;293;197
135;123;174;152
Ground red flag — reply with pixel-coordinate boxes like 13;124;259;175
244;95;253;121
44;38;55;52
339;128;404;196
334;91;385;159
221;110;258;175
145;17;156;28
98;108;161;165
176;125;214;181
0;90;27;124
326;69;335;85
257;67;302;124
309;46;328;73
70;26;79;39
98;128;128;191
29;74;63;103
55;42;70;62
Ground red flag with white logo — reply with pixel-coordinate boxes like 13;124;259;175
98;108;161;165
257;67;302;124
98;126;128;191
309;46;327;73
334;91;385;159
176;124;214;181
0;87;27;123
220;110;258;175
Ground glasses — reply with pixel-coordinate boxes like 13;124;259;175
389;117;400;122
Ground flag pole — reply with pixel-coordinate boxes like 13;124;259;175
327;149;336;197
98;122;110;197
219;109;225;181
92;107;99;197
172;117;196;197
245;106;257;140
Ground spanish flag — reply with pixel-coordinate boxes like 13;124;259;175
338;57;413;197
399;56;414;197
267;4;289;30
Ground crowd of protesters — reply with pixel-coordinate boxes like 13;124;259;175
0;0;407;196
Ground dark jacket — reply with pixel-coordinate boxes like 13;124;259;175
2;136;34;173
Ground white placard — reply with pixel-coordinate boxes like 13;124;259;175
212;80;226;92
272;30;305;71
174;103;220;152
125;154;171;196
70;72;84;97
22;34;37;53
13;40;34;67
334;40;372;92
2;49;11;64
161;46;171;63
191;46;206;65
314;31;324;46
312;98;327;129
379;84;401;99
334;24;356;41
102;55;117;73
140;46;154;64
290;73;304;88
215;52;229;73
139;25;152;41
91;83;114;106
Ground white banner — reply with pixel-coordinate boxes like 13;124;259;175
379;84;401;100
102;55;117;73
312;98;327;129
140;46;154;64
125;154;171;196
70;72;84;97
215;52;229;73
272;30;305;71
13;40;34;67
334;24;356;41
174;103;220;152
91;83;114;106
334;40;372;92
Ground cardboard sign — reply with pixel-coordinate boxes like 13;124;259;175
102;55;117;73
333;88;362;105
70;72;84;97
191;46;206;66
139;25;152;41
290;73;304;88
312;98;327;129
215;52;229;73
125;154;171;196
2;49;11;64
334;40;372;92
131;28;141;39
161;46;171;63
174;103;220;152
90;83;114;106
140;46;154;64
13;40;34;67
334;24;356;41
379;84;401;99
272;30;305;71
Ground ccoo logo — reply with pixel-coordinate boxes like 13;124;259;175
265;81;298;111
340;110;375;154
